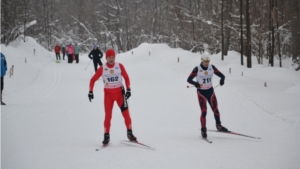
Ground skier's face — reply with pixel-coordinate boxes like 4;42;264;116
202;61;210;67
106;56;115;65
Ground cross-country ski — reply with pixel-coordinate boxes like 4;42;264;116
207;129;261;139
120;140;155;150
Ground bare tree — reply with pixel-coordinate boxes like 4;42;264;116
240;0;244;65
224;0;233;56
221;0;224;60
245;0;252;68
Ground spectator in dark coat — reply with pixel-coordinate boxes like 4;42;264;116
88;44;103;72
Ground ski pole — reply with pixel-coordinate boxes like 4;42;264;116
214;84;220;89
85;59;92;70
187;84;220;89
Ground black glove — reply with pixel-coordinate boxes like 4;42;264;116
220;79;225;86
88;91;94;102
194;83;201;88
125;89;131;99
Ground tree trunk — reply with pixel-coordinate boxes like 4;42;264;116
270;0;275;67
221;0;224;60
267;0;271;60
275;0;282;67
106;0;114;49
224;0;233;56
115;0;123;52
124;0;129;51
246;0;251;68
150;0;157;44
291;0;300;61
240;0;244;65
23;0;28;42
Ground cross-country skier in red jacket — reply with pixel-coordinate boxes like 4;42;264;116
88;49;137;145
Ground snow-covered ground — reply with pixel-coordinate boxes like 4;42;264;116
1;37;299;169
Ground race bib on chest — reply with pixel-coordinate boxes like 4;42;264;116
196;64;214;90
102;63;122;89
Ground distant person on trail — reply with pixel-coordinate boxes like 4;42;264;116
88;49;137;145
54;43;61;61
61;45;66;60
67;43;74;64
88;44;103;72
1;52;7;105
187;53;228;139
74;43;80;63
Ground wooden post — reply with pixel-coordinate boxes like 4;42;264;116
242;72;243;76
149;51;151;56
264;82;267;87
178;57;179;62
34;49;35;56
10;65;14;77
229;68;231;74
132;51;133;55
25;58;27;63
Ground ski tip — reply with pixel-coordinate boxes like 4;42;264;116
201;137;213;143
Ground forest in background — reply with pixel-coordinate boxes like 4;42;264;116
1;0;300;68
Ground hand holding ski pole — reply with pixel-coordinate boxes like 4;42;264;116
220;79;225;86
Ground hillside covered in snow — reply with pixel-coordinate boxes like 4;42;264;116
1;37;299;169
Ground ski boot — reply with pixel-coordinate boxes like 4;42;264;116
102;133;110;145
127;129;137;142
201;128;207;138
216;124;228;132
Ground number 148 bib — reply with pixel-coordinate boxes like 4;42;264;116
102;63;122;89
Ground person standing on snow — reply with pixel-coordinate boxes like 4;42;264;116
88;49;137;145
74;43;80;63
1;52;7;105
187;53;228;139
67;43;74;63
88;44;103;72
54;43;61;61
61;45;66;60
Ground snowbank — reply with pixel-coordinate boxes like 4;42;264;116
1;39;299;169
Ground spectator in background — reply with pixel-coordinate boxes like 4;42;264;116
67;43;74;63
88;44;103;72
1;52;7;105
54;43;61;61
61;45;66;60
74;43;80;63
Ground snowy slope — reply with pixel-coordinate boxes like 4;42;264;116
1;38;300;169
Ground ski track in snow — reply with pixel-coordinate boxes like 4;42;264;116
1;40;299;169
2;60;61;118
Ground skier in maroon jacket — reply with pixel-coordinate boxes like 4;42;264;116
187;54;228;139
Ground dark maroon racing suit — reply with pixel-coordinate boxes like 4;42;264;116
187;63;225;130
